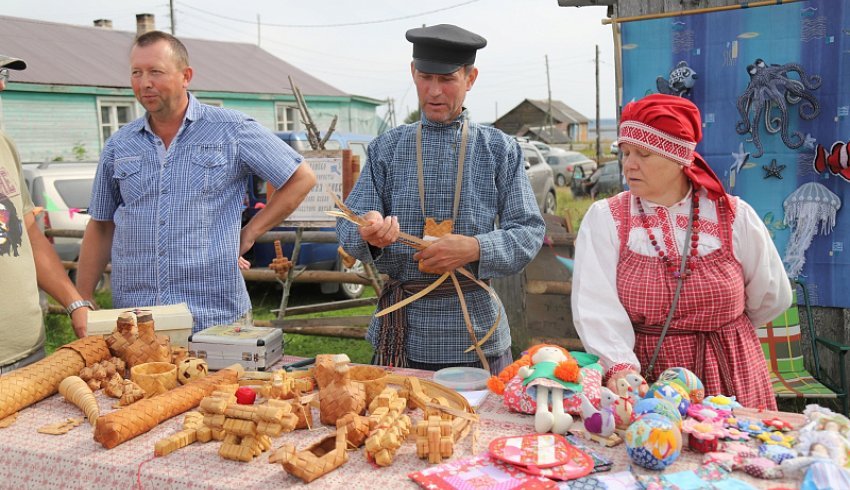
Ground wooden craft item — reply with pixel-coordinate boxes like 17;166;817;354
0;412;18;429
269;240;293;279
106;310;171;368
419;218;453;274
78;357;124;391
171;346;189;365
58;376;99;426
416;415;455;464
390;374;479;463
38;418;83;435
0;336;110;420
131;362;177;397
256;370;314;400
103;373;125;398
319;364;366;425
154;411;207;457
337;246;356;269
364;401;412;466
94;363;243;449
269;427;349;483
336;412;370;448
177;358;208;385
116;380;146;407
349;365;388;406
315;354;350;390
200;391;297;462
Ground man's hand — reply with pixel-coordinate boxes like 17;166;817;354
70;306;89;338
413;234;480;274
359;211;399;248
238;229;256;270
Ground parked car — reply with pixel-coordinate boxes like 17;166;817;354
244;131;374;299
531;140;551;156
610;141;619;154
545;150;597;187
22;162;97;280
518;142;557;214
570;160;623;199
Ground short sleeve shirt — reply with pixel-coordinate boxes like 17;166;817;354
89;94;303;331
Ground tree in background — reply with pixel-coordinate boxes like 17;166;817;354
404;109;420;124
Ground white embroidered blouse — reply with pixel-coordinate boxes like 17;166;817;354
571;188;792;372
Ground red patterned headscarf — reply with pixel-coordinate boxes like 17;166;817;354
618;94;726;200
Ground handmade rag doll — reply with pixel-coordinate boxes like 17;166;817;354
490;344;581;433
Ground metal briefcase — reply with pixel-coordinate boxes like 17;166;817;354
188;324;283;371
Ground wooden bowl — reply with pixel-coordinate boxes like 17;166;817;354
130;362;177;397
349;365;388;406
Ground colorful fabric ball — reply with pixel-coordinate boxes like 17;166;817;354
625;414;682;470
658;367;705;404
646;381;690;417
633;397;683;429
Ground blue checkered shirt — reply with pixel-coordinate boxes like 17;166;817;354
89;94;303;332
337;110;545;364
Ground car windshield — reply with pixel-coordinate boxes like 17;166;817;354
54;178;94;210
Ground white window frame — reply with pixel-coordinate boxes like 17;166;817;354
275;103;298;132
96;98;137;147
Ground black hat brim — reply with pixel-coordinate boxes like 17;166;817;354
413;58;464;75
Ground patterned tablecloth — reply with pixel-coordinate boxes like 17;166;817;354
0;356;803;489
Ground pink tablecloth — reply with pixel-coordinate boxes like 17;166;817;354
0;356;803;489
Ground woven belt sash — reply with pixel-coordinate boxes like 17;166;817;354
633;323;736;396
374;276;479;368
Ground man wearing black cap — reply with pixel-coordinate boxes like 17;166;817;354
337;25;545;374
0;55;90;373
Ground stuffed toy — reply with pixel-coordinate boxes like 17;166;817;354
488;348;602;418
489;344;580;434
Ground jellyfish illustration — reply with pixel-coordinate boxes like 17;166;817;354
783;182;841;278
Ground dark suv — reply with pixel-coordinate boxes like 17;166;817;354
243;131;374;299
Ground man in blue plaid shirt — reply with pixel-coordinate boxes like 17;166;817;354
78;32;316;332
337;25;545;374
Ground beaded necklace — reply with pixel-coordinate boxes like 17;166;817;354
635;189;700;279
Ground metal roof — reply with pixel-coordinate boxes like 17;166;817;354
527;99;590;124
0;15;349;97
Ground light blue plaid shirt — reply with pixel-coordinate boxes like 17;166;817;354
89;94;302;332
337;110;545;364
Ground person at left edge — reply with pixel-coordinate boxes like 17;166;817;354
77;31;316;333
0;54;90;374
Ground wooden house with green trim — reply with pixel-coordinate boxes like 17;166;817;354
0;14;382;162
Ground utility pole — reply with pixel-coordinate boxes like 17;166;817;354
257;14;261;47
595;44;602;163
545;55;553;136
169;0;176;35
494;101;498;121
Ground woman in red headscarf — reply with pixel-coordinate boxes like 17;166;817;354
571;94;791;409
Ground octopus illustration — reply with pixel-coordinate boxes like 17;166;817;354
735;59;821;158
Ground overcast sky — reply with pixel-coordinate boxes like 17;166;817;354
2;0;617;124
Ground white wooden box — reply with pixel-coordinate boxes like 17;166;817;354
87;303;193;348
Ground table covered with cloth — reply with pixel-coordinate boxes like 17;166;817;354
0;356;803;489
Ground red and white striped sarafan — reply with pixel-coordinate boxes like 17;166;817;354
609;192;776;410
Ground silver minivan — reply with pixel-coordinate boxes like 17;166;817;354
22;162;97;270
519;142;557;215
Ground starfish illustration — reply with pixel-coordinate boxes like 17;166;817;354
762;159;786;179
730;142;750;175
804;133;817;150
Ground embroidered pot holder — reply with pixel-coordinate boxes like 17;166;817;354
489;434;594;480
